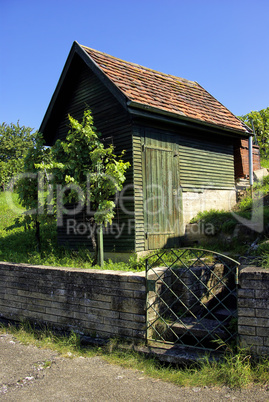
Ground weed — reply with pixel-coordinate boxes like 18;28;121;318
261;157;269;170
42;360;52;369
0;321;268;389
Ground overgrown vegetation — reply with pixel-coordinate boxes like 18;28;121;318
0;122;37;190
1;111;269;389
190;175;269;266
0;191;144;271
14;110;130;263
0;321;268;389
261;156;269;170
239;107;269;158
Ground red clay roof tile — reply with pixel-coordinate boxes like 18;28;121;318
81;45;248;133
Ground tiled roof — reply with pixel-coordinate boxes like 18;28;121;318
81;45;248;133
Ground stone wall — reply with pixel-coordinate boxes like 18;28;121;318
0;262;146;341
0;262;268;356
181;189;236;232
238;267;269;356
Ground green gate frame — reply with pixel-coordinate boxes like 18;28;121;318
145;248;240;352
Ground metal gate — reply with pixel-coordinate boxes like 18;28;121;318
146;248;239;352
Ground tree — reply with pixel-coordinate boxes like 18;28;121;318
15;133;52;251
0;122;36;190
239;107;269;158
18;110;130;263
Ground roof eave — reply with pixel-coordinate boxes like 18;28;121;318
40;41;129;138
127;100;252;138
78;43;129;109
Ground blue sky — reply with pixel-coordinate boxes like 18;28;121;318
1;0;268;131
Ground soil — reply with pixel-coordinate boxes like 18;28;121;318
1;333;268;401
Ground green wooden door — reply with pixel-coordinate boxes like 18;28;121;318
144;144;180;250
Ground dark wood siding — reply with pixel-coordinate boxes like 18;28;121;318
51;56;135;252
141;126;181;250
43;55;240;254
132;128;145;252
133;121;236;251
178;135;235;189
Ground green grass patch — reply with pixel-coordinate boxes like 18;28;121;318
189;176;269;259
261;157;269;170
0;192;144;271
1;321;268;389
190;210;238;234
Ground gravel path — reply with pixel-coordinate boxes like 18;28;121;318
0;333;268;401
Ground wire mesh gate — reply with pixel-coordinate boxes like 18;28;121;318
146;248;240;352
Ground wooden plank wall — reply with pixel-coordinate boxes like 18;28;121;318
51;57;136;252
178;135;235;189
132;129;145;252
132;122;237;252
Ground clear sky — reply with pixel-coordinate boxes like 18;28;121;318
1;0;268;132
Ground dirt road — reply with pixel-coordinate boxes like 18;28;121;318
0;333;268;401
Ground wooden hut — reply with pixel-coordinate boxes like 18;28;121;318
40;41;255;257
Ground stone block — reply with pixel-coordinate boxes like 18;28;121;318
264;337;269;346
238;307;255;317
237;298;255;308
133;329;147;339
111;296;145;314
72;311;89;322
79;299;111;310
0;299;22;309
255;346;269;355
20;303;46;314
45;306;74;319
254;168;268;182
121;313;146;326
255;289;269;298
119;312;134;321
238;289;255;298
133;290;146;299
104;317;146;331
239;335;264;346
238;325;256;336
255;308;269;318
238;298;268;311
117;327;133;338
238;317;255;326
256;327;269;337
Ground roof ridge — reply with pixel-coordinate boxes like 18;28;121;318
78;43;248;134
80;44;197;86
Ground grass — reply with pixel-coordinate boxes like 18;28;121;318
0;191;144;271
1;190;269;389
261;157;269;170
0;320;268;389
189;175;269;264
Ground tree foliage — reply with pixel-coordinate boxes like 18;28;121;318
15;133;52;249
239;107;269;158
43;109;130;226
0;122;36;189
17;110;130;256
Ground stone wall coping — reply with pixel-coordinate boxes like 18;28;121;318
240;266;269;277
0;261;146;279
240;266;269;272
